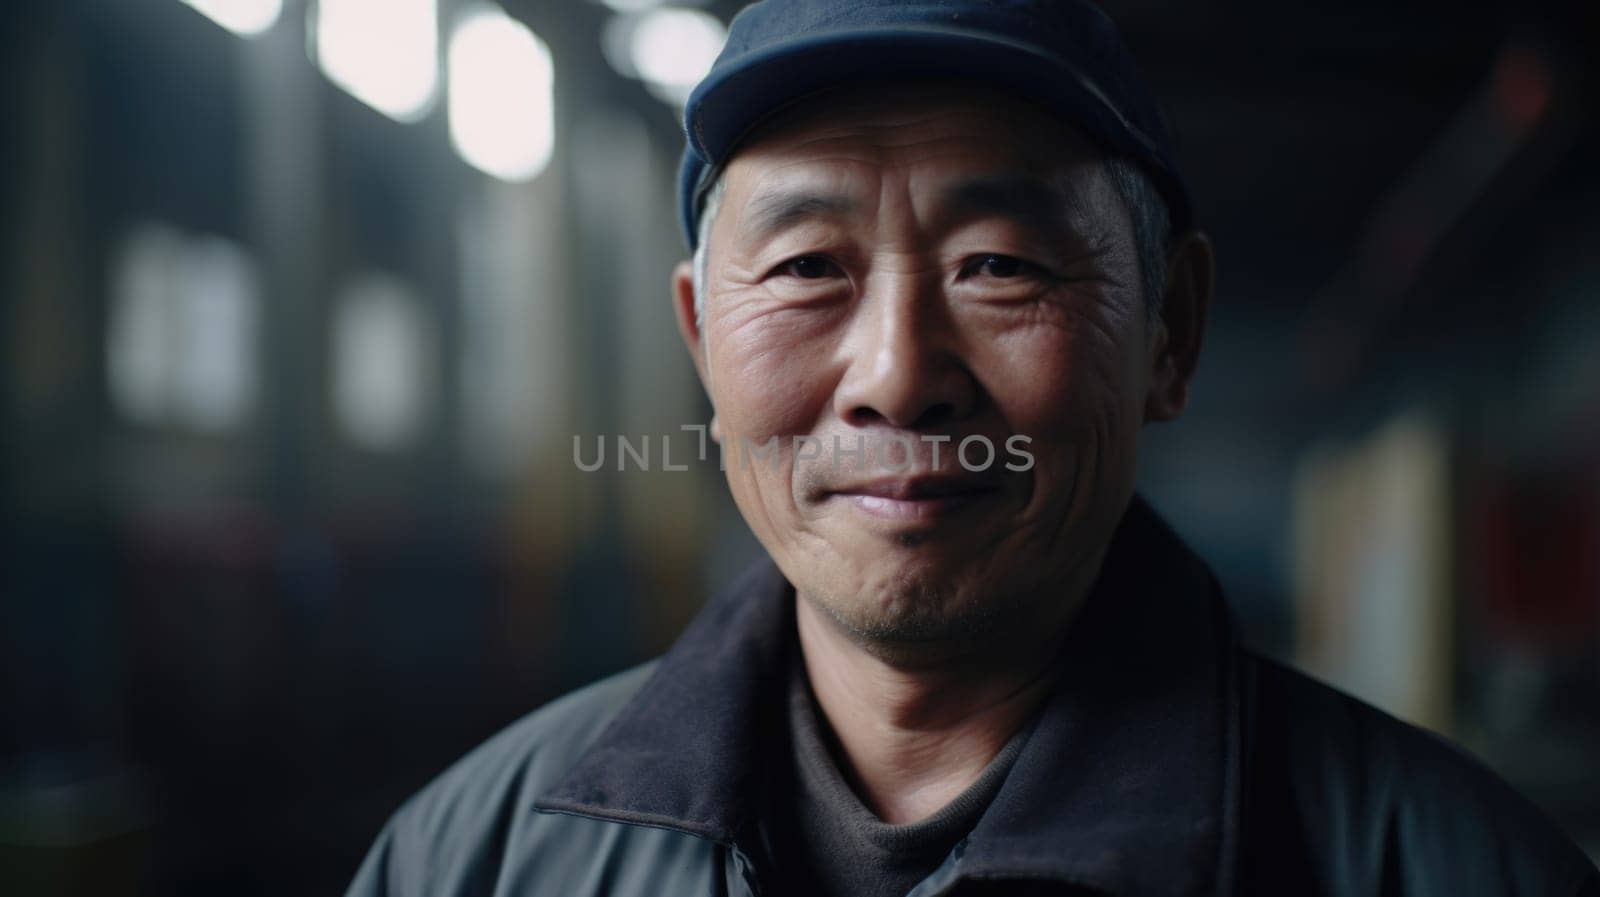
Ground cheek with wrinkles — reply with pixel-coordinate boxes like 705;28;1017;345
991;298;1136;413
708;317;836;438
967;304;1139;536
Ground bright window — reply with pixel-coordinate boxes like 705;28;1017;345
448;4;555;182
314;0;439;122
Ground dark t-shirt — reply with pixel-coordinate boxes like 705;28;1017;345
753;649;1036;897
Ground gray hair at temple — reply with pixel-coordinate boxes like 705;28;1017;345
688;157;1173;329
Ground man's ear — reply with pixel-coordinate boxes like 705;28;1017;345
672;259;708;386
671;259;722;442
1143;230;1214;422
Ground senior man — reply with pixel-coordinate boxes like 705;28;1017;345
347;1;1598;895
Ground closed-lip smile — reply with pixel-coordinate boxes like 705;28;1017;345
826;475;999;523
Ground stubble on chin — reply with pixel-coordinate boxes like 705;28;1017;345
799;563;1015;651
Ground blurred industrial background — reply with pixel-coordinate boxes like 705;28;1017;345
2;0;1598;893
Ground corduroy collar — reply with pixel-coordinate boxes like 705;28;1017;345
535;494;1243;896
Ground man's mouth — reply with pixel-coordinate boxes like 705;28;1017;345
825;475;1000;523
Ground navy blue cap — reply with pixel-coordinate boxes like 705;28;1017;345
677;0;1191;251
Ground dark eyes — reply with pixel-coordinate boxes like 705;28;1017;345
771;253;1048;282
962;254;1046;280
777;255;841;279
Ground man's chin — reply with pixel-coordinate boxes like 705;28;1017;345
805;566;1010;647
816;510;1006;563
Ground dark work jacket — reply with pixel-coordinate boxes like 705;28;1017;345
345;495;1599;897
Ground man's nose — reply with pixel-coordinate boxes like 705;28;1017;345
832;278;977;430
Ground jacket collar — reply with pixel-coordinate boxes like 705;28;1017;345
535;494;1243;896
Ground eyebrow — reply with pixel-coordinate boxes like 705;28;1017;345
936;174;1084;238
735;173;1087;245
741;189;858;242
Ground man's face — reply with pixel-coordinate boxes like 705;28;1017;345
676;82;1192;651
